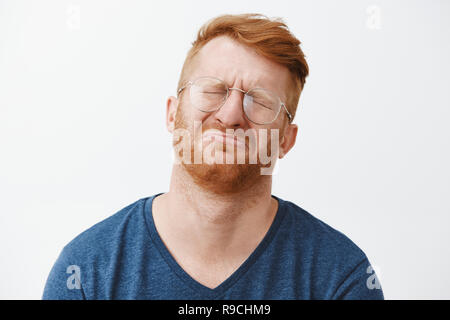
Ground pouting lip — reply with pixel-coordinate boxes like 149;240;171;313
202;131;247;147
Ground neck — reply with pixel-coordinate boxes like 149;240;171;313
152;164;278;264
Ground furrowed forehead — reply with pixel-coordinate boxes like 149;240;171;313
185;36;291;102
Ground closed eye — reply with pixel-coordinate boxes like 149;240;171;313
254;100;273;110
201;91;226;95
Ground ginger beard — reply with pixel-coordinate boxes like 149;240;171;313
173;102;278;195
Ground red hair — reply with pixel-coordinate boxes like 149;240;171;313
177;13;309;120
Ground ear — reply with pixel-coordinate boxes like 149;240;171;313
279;123;298;159
166;96;178;133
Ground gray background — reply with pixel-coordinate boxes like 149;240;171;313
1;0;449;299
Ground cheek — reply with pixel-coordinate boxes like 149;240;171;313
195;111;211;122
180;101;211;123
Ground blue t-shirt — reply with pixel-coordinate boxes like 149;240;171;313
42;193;384;300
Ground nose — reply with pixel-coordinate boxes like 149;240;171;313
213;88;247;128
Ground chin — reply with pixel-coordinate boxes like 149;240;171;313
182;162;262;195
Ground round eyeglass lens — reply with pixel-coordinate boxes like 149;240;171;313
243;88;280;124
190;77;228;112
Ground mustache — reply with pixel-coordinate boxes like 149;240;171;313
174;113;274;149
201;123;226;134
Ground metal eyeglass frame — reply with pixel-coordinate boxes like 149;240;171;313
176;76;293;125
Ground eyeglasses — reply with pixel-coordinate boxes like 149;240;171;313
177;76;292;125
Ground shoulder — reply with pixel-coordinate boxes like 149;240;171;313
61;197;149;260
43;196;153;299
57;196;157;281
276;196;369;275
275;196;383;299
279;197;364;254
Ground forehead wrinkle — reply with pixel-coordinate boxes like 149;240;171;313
196;63;275;92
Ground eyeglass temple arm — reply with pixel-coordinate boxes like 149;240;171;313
177;86;185;96
177;81;193;97
282;103;293;122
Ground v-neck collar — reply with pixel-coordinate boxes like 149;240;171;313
143;192;287;299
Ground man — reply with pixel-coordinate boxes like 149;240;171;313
43;13;383;299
